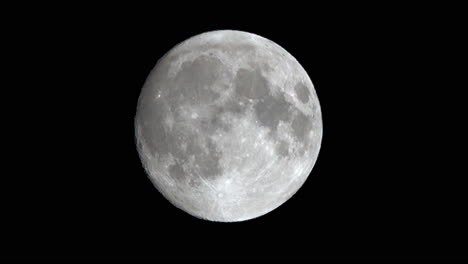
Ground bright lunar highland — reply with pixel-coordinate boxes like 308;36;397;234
135;30;322;222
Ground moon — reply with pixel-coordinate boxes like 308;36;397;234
135;30;322;222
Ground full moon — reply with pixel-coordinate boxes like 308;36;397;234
135;30;322;222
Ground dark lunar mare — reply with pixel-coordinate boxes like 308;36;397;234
139;50;315;183
294;82;311;103
139;55;229;182
232;67;314;156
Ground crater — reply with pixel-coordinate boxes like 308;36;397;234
168;161;186;180
188;178;202;188
294;82;310;104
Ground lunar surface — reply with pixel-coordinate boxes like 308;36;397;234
135;30;322;222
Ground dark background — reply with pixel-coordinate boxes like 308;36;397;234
3;3;465;261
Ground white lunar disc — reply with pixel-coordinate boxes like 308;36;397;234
135;30;322;222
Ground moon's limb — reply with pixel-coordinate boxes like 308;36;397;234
135;30;322;222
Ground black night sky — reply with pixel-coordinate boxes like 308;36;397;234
3;3;465;261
